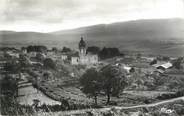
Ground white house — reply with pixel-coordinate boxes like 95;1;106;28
6;51;20;58
115;63;133;73
61;54;68;60
153;62;173;70
71;56;79;65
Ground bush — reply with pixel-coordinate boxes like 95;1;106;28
157;88;184;100
27;45;47;53
156;93;179;100
61;47;71;53
99;47;120;59
43;58;56;69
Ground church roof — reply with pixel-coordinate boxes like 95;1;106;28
70;52;79;57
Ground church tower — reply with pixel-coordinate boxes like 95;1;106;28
79;37;86;56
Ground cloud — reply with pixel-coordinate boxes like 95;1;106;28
0;0;184;32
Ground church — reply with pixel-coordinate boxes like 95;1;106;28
71;37;98;65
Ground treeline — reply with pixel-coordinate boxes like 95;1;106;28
87;46;123;60
0;47;19;51
22;45;72;53
22;45;47;53
157;89;184;100
21;45;122;60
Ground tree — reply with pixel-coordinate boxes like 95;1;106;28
99;47;120;59
19;54;30;68
36;53;45;62
61;47;71;53
150;59;157;65
80;68;101;105
1;75;18;97
136;53;142;59
1;75;19;115
99;65;127;104
52;47;58;53
43;58;56;69
43;72;50;80
43;71;53;80
173;57;183;69
4;58;22;74
162;56;170;61
27;45;47;53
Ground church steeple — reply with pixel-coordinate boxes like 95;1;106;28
79;37;86;49
79;37;86;56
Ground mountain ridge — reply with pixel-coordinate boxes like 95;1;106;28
1;18;184;56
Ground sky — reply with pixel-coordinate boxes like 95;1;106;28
0;0;184;32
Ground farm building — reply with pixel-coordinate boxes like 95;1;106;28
153;62;173;71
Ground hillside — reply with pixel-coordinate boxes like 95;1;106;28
53;18;184;41
1;18;184;56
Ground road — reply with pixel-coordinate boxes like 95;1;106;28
52;96;184;116
118;96;184;109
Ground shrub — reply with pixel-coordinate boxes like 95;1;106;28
43;58;56;69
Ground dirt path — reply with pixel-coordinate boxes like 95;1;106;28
119;96;184;109
51;96;184;116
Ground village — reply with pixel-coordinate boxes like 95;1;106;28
1;37;184;115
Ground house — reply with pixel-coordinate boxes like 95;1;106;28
71;37;98;65
47;50;68;61
61;54;68;60
116;63;134;73
5;51;19;58
71;55;79;65
153;62;172;70
0;60;6;70
28;52;37;58
30;61;43;67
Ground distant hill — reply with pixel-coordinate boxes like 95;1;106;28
1;18;184;56
53;18;184;41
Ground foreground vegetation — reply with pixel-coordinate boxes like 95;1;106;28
37;99;184;116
